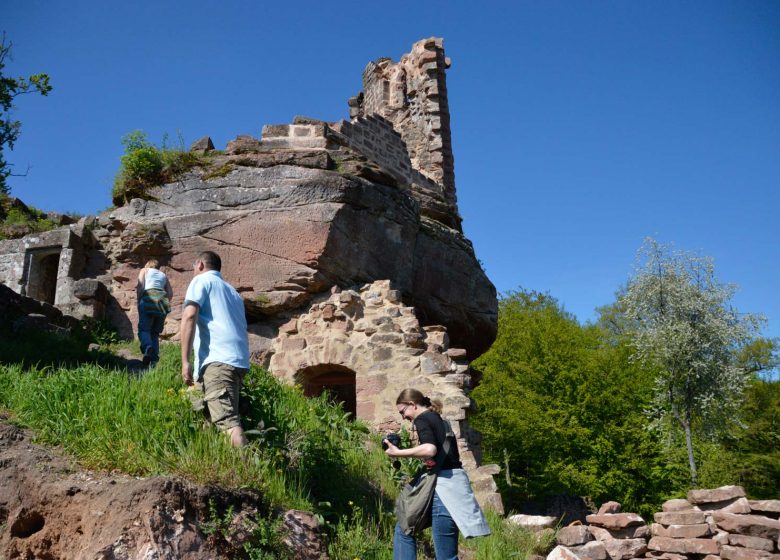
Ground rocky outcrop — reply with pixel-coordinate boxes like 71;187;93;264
93;160;495;357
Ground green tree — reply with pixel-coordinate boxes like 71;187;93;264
619;238;761;487
471;289;680;515
0;33;52;196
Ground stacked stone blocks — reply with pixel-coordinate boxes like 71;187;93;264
548;487;780;560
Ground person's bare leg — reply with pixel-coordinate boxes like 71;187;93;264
228;426;248;447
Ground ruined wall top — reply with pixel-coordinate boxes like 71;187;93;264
348;38;458;222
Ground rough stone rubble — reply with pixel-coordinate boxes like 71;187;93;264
536;486;780;560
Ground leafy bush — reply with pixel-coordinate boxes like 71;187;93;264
112;130;205;205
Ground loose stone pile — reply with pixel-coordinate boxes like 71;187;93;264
546;487;780;560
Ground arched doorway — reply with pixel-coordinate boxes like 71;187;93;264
296;364;357;419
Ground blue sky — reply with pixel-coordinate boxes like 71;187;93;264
5;1;780;339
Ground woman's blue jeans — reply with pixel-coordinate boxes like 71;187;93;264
393;491;459;560
137;308;164;363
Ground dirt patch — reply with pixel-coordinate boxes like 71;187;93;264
0;415;324;559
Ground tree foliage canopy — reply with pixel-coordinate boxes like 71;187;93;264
619;238;762;486
470;289;684;516
0;33;52;196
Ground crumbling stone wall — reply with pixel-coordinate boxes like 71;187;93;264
268;279;503;512
349;37;457;223
0;225;106;319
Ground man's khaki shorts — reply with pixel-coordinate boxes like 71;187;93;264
198;362;247;431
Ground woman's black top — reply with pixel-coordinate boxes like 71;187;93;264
413;410;462;470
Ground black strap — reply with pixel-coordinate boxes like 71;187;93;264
431;418;454;474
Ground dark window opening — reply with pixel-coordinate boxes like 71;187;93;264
25;248;62;304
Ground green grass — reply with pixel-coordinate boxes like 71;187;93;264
0;328;551;559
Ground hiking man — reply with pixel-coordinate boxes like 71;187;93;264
180;251;250;447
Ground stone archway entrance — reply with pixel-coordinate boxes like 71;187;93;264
297;364;357;419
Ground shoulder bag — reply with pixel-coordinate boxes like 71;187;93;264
394;417;455;535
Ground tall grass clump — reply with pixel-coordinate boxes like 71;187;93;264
461;509;557;559
112;130;205;205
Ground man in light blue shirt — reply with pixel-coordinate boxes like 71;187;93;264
180;250;250;447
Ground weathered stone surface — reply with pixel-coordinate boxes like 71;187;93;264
589;525;650;541
557;525;593;546
728;535;775;552
749;501;780;515
225;134;262;154
648;537;720;555
654;511;706;526
646;552;687;560
190;135;215;153
689;486;746;505
509;514;559;531
547;545;582;560
662;499;695;512
72;278;108;301
714;513;780;540
721;545;776;560
282;510;327;560
651;523;711;539
599;502;622;515
568;540;609;560
587;513;646;529
699;498;752;515
603;538;647;560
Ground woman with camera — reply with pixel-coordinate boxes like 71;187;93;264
384;388;490;560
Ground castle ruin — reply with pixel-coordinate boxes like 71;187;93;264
0;38;502;511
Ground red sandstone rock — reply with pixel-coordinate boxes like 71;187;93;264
749;501;780;515
654;511;707;526
720;545;776;560
699;498;752;514
599;502;623;515
728;535;775;552
590;525;650;541
689;486;746;505
586;513;646;529
648;537;720;555
568;540;609;560
713;512;780;540
557;525;593;546
651;523;711;539
662;499;695;512
547;545;583;560
603;538;648;560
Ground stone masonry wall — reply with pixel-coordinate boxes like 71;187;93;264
350;37;457;218
547;486;780;560
330;115;413;188
267;279;503;512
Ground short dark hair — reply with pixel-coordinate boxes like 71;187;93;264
198;251;222;272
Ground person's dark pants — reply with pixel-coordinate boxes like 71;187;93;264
138;309;164;364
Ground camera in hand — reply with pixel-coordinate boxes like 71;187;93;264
382;432;402;450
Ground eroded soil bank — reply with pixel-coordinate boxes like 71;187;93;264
0;416;323;559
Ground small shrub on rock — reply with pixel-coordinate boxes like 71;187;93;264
112;130;206;206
